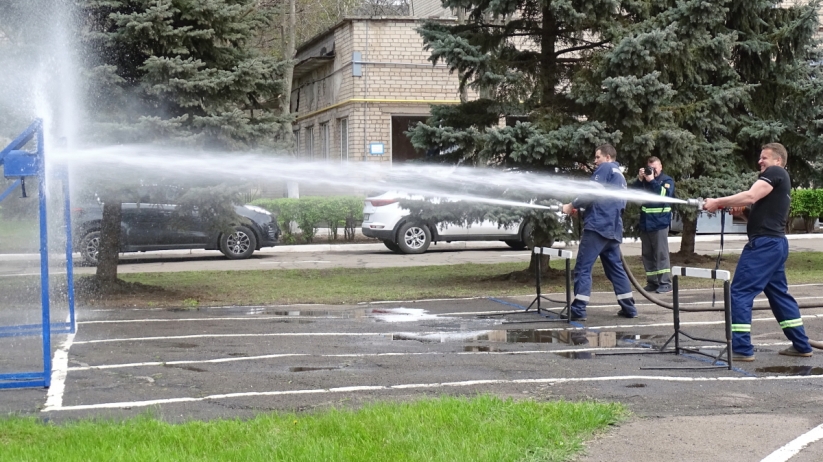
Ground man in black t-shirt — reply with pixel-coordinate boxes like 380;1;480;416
704;143;813;361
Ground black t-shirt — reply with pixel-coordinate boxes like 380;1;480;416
747;166;791;238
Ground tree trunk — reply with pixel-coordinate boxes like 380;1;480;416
95;201;121;282
677;214;697;255
282;0;299;199
527;254;552;276
280;0;296;125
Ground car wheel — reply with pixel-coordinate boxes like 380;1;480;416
396;222;431;254
504;240;527;250
79;230;101;266
220;226;257;259
383;240;402;253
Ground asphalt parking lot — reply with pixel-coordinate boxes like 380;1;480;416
5;282;823;461
4;236;823;461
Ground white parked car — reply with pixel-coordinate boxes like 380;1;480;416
361;192;534;254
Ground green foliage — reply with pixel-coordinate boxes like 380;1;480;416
409;0;823;252
790;189;823;219
79;0;290;149
252;196;364;243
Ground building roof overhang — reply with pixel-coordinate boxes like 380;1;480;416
293;55;335;80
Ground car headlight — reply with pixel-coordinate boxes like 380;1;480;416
243;205;272;215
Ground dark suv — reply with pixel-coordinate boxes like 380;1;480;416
72;202;280;265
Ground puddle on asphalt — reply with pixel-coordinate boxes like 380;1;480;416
367;308;443;322
168;306;364;318
165;365;207;372
393;328;667;348
626;383;647;388
464;346;507;352
755;366;823;376
289;366;341;373
555;352;595;359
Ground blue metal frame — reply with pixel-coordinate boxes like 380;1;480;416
0;119;76;390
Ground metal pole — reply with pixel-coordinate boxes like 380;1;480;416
37;126;52;388
565;258;571;322
673;275;680;354
62;169;76;333
535;249;542;312
724;280;732;370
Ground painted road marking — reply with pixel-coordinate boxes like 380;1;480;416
42;374;823;413
761;422;823;462
72;332;389;345
66;347;655;372
44;332;76;410
260;260;330;264
71;314;823;344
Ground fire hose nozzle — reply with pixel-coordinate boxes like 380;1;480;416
685;198;704;210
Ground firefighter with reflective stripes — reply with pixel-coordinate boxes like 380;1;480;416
633;156;675;293
561;144;637;321
704;143;812;361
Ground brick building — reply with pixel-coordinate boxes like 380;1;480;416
290;12;469;165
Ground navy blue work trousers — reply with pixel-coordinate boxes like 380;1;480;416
570;229;636;318
730;236;811;356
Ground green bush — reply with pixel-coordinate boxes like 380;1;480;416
251;196;364;244
790;189;823;218
790;189;823;233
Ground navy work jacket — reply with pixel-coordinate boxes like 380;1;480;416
633;172;675;232
572;161;627;241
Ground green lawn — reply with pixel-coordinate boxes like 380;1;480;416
0;251;813;307
103;252;822;307
0;396;624;462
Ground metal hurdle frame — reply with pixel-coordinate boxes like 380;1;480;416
518;246;574;323
655;265;733;370
0;119;77;389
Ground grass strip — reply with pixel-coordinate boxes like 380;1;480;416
0;396;624;462
3;252;823;308
116;252;823;307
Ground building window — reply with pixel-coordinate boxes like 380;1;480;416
292;129;299;156
339;118;348;162
306;126;314;159
319;122;330;160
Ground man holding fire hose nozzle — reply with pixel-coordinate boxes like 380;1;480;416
561;144;638;321
703;142;817;361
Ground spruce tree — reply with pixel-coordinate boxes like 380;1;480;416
81;0;289;149
409;0;823;263
78;0;290;283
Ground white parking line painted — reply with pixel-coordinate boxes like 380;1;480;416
44;331;76;410
73;314;822;344
761;422;823;462
67;347;654;372
260;260;330;264
79;316;346;325
73;332;389;345
42;374;823;412
497;253;531;257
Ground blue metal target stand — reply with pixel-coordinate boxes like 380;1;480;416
496;246;573;325
0;119;77;389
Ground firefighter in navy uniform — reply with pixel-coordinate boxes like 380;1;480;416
561;144;637;321
633;156;675;293
704;143;812;361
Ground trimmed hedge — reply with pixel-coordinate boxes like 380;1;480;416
252;196;364;244
790;189;823;233
790;188;823;219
